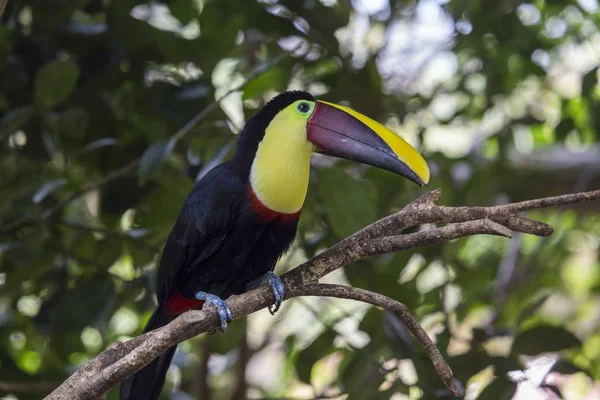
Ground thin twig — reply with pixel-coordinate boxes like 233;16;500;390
44;160;140;221
0;160;138;235
59;219;161;253
290;284;461;396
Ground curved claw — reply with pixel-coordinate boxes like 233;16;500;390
195;292;232;332
266;271;285;315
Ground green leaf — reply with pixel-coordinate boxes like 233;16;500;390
32;179;68;204
169;0;197;25
359;304;383;333
38;273;116;333
512;325;581;355
515;289;552;327
81;138;119;153
128;240;157;270
317;167;377;238
295;329;337;383
34;59;80;108
555;118;575;140
340;341;400;398
208;319;247;354
0;106;35;139
582;67;598;99
445;351;494;383
137;138;176;184
56;107;89;138
242;67;291;101
67;231;98;263
530;124;554;146
477;378;515;400
96;236;123;267
304;59;341;81
0;26;13;71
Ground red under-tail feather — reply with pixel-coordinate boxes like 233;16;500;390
120;292;207;400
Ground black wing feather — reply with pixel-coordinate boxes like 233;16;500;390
155;163;242;304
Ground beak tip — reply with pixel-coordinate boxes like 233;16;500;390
410;169;429;187
417;166;430;186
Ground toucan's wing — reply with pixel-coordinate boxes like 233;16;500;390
155;164;242;304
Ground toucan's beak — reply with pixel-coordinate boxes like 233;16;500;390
307;101;430;186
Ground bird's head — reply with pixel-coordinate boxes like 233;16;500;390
239;90;429;186
236;91;430;215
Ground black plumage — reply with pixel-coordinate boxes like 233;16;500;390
120;91;314;400
119;88;430;399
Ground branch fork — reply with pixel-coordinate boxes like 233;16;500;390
44;188;600;399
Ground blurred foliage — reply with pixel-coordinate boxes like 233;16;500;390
1;0;600;399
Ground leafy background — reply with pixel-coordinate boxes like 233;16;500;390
1;0;599;399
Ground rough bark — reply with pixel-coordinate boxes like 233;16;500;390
44;189;600;399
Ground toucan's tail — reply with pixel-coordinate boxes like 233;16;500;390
119;306;177;400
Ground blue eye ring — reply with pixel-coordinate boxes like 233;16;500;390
297;102;311;113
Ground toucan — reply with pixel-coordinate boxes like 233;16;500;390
119;91;430;400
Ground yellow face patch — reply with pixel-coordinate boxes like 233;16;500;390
250;100;316;214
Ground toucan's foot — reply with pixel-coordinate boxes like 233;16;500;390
266;271;284;315
245;271;285;315
195;292;232;332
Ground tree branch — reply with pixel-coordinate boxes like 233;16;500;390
292;189;600;283
289;284;460;395
45;188;600;400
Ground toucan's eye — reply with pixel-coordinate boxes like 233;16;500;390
297;102;311;113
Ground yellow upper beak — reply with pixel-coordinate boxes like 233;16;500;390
307;100;430;186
